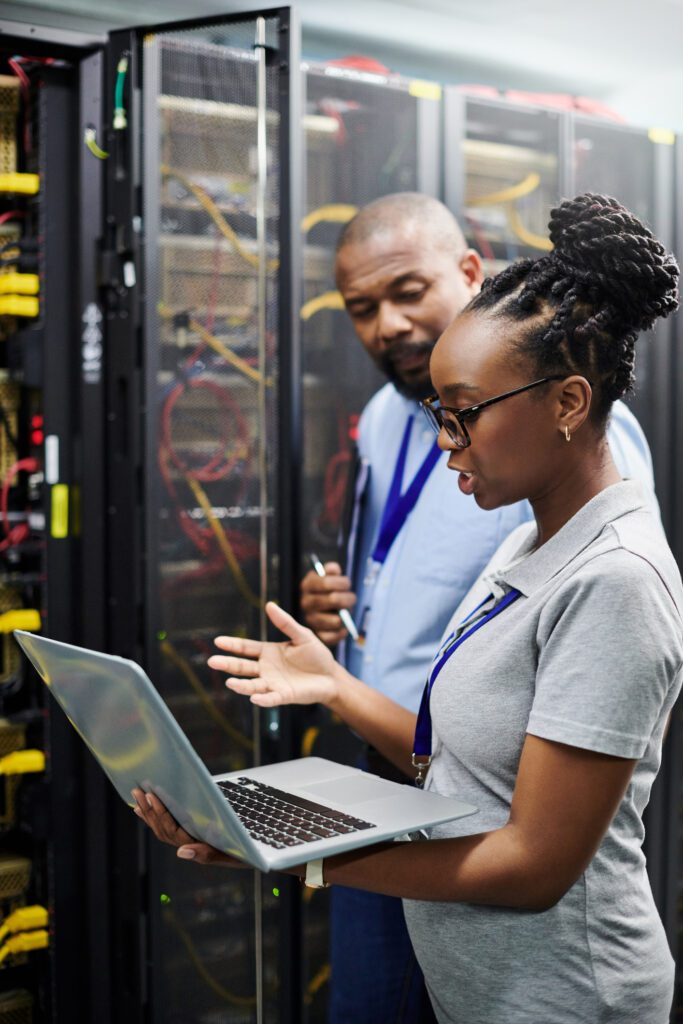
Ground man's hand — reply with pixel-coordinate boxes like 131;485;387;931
299;561;357;646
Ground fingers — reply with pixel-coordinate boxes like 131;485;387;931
132;789;195;847
300;589;357;619
176;843;246;867
264;601;313;644
213;635;263;658
317;629;349;647
300;569;354;602
208;654;259;677
303;610;347;632
224;676;273;696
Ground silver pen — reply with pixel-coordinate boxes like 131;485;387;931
308;552;360;642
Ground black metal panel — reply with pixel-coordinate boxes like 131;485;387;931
274;12;303;1019
100;28;148;1023
77;46;120;1023
37;65;89;1024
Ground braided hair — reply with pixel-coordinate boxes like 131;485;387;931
468;193;679;419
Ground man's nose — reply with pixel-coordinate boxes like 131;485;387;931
376;302;413;343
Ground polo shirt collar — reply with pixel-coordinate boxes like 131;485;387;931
489;480;649;598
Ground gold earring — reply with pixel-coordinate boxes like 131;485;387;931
564;426;571;443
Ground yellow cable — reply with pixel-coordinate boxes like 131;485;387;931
300;726;319;758
0;295;39;318
157;304;271;387
301;204;357;234
160;165;279;272
163;907;256;1007
0;928;48;965
300;290;345;321
189;317;273;387
466;172;552;252
84;128;109;160
505;205;553;252
160;640;253;752
186;477;261;609
0;905;48;944
0;174;40;196
467;172;542;207
0;609;41;633
0;274;39;296
0;750;45;775
305;962;331;1004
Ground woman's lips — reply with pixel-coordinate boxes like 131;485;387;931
457;471;475;495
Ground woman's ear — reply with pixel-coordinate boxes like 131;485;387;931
556;376;592;441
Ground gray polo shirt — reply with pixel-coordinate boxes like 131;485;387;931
403;480;683;1024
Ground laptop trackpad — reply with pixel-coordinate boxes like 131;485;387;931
300;774;402;806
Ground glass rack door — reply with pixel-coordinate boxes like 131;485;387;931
137;11;292;1023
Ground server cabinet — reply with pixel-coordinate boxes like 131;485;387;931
298;64;442;1019
98;10;301;1024
444;91;568;277
300;64;442;566
0;28;105;1022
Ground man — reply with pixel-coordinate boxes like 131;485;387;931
300;192;658;1024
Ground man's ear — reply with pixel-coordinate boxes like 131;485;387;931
459;249;485;293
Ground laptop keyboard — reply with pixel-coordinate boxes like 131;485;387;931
217;777;376;850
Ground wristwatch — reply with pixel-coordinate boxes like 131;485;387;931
304;858;329;888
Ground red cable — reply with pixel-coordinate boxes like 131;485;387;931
160;378;249;482
0;457;39;553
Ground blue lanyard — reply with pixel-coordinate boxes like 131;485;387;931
412;588;522;785
371;414;441;566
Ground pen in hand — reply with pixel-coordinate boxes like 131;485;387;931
308;552;361;642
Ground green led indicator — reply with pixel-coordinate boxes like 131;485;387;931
160;893;171;904
272;887;280;898
157;631;167;641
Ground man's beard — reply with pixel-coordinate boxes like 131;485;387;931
376;339;438;401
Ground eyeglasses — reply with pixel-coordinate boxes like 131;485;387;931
421;376;565;450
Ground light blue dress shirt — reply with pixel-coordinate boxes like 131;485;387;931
342;384;657;712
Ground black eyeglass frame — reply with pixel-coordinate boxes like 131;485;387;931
421;375;566;449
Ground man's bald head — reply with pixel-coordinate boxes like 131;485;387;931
333;192;483;400
336;192;466;260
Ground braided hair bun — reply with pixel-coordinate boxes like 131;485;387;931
470;192;679;413
548;193;679;334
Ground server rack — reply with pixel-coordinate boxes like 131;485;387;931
298;62;443;1018
0;28;108;1021
99;11;301;1024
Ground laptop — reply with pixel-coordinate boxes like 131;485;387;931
14;630;476;872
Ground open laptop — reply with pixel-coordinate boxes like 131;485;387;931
14;630;476;872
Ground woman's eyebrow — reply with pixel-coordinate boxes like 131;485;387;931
441;382;480;401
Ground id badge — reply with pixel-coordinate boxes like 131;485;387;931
357;557;381;647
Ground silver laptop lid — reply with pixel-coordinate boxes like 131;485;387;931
13;630;260;865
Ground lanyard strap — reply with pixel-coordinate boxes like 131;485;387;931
412;588;522;777
372;414;441;565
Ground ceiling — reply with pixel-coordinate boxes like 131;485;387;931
2;0;683;128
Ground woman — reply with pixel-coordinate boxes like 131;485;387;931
135;194;682;1023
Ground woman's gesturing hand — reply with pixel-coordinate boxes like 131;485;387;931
209;601;341;708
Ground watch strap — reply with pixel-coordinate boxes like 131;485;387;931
304;858;329;888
